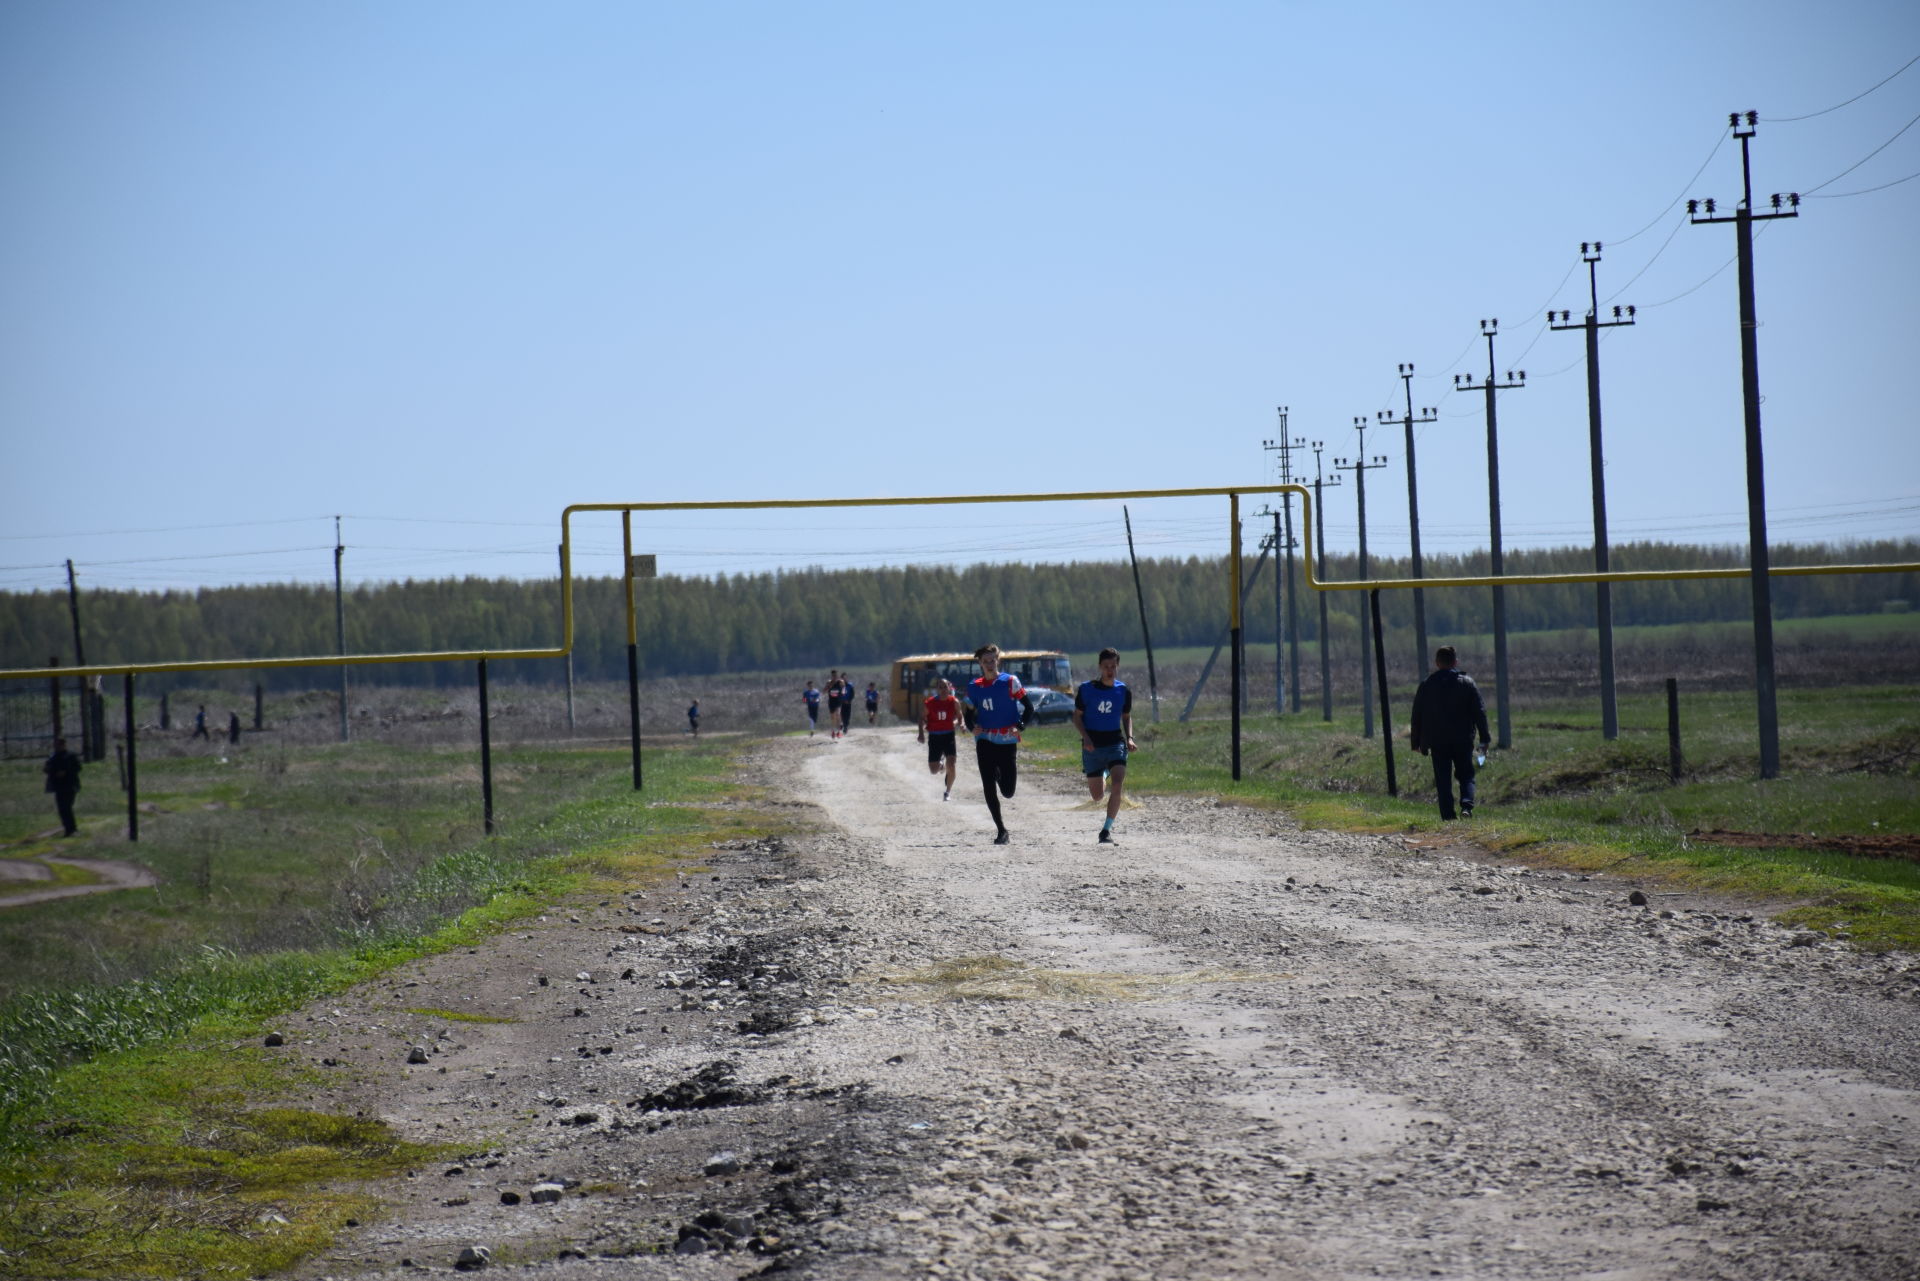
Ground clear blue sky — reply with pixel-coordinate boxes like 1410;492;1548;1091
3;1;1916;594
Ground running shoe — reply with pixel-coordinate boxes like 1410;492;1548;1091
993;831;1010;846
1098;829;1114;844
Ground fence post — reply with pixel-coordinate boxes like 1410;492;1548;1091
125;672;139;842
161;691;171;730
254;683;264;731
1667;677;1682;784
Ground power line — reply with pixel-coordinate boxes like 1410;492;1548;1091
1802;107;1920;194
1766;51;1920;122
1805;167;1920;199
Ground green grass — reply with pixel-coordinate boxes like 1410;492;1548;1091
1045;681;1920;951
0;732;781;1279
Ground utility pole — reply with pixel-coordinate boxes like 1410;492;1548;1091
1262;414;1305;713
1334;419;1389;739
1690;111;1799;780
64;559;89;759
1550;242;1636;740
1454;322;1526;749
334;517;349;742
1310;442;1342;722
1378;365;1438;677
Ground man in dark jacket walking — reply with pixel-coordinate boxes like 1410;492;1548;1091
1409;646;1492;821
43;737;83;837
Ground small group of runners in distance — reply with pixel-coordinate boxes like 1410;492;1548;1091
917;643;1136;847
801;669;880;739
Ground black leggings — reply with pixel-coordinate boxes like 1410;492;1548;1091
975;739;1018;831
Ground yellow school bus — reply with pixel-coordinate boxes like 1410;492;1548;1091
889;650;1073;721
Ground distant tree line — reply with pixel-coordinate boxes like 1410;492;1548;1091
1;540;1913;692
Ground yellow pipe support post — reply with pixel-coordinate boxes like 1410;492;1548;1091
1230;492;1243;781
623;509;642;791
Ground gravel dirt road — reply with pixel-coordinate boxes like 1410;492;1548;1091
281;728;1919;1280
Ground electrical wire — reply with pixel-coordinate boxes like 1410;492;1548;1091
1804;166;1920;199
1766;52;1920;122
1604;128;1728;247
1802;107;1920;195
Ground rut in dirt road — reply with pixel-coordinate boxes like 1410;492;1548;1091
766;727;1920;1279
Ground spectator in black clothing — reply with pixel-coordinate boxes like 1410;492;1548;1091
43;737;82;836
1409;645;1492;821
191;705;209;739
228;711;242;745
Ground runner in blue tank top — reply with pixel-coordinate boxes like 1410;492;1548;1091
1073;646;1137;844
961;643;1030;845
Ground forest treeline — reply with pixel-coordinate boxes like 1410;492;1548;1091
1;540;1913;691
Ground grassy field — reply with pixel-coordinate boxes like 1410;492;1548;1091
0;730;788;1278
1037;678;1920;950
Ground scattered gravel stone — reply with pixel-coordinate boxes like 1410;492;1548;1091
406;1046;429;1064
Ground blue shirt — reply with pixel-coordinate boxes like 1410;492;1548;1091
803;688;821;709
964;672;1026;741
1075;679;1131;733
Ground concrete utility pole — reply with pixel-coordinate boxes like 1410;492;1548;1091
1334;420;1389;739
334;517;349;742
1455;322;1526;749
1310;442;1342;722
1261;414;1306;713
1377;365;1438;676
1689;111;1799;780
1550;242;1636;740
559;544;576;734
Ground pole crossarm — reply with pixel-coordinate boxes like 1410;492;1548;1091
4;482;1915;684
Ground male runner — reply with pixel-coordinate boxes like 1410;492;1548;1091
917;678;962;800
864;681;880;725
839;676;855;735
802;681;821;736
1073;647;1137;844
826;671;845;740
962;643;1029;845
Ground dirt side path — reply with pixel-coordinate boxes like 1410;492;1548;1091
0;856;159;908
278;729;1919;1280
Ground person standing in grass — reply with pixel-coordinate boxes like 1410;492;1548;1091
1410;645;1492;821
1073;647;1137;845
43;736;82;837
918;678;963;801
962;643;1029;845
802;681;822;735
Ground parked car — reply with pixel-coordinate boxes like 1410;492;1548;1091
1023;688;1077;725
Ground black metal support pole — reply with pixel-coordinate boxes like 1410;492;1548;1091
1123;506;1162;723
623;510;644;790
1461;328;1524;750
1272;514;1284;714
253;682;264;732
627;643;643;790
48;655;62;743
1667;677;1683;784
334;517;349;743
1283;493;1301;713
124;671;138;842
478;658;495;835
1370;589;1397;797
1230;495;1243;782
